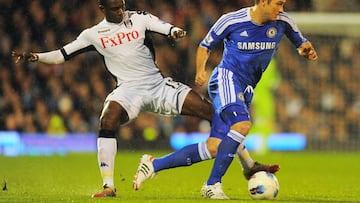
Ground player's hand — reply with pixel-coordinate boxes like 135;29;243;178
195;70;207;86
12;51;39;64
297;42;318;61
170;27;186;40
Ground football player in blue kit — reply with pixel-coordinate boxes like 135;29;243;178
196;0;318;199
134;0;317;200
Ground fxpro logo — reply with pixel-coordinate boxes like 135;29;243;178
237;41;276;50
100;30;139;48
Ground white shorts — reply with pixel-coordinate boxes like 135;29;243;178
104;77;191;122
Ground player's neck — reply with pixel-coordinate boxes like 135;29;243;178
250;6;267;25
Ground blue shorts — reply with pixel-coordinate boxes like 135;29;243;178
209;112;229;139
208;67;253;136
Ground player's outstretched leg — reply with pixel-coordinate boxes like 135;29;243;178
133;154;156;190
243;162;280;180
200;182;229;199
91;184;116;198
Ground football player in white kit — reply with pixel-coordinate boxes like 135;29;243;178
12;0;278;198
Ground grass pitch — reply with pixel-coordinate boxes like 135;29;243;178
1;150;359;203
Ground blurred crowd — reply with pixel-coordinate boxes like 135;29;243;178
275;36;360;143
0;0;359;144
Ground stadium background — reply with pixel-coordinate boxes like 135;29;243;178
1;0;360;153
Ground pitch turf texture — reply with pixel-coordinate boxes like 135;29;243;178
1;151;359;203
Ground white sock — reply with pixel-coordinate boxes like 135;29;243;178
97;138;117;189
199;142;212;160
237;142;255;171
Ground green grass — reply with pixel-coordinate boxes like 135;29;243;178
1;150;360;203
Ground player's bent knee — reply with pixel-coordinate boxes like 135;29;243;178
220;104;251;134
207;144;218;157
231;121;251;136
206;138;222;157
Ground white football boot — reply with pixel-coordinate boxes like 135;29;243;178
201;182;229;199
133;154;156;190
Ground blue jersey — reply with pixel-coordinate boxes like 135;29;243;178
200;7;307;88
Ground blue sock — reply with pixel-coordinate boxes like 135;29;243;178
207;130;244;185
153;142;211;172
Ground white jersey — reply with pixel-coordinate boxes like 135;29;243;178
46;10;192;120
62;11;173;85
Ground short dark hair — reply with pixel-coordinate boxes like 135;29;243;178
98;0;125;7
98;0;106;6
254;0;271;4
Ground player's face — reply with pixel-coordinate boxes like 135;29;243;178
264;0;286;21
101;0;126;23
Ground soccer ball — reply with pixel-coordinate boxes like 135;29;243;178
248;171;279;200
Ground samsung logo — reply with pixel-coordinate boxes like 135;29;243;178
237;42;276;50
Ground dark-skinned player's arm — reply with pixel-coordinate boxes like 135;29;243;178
12;50;65;64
